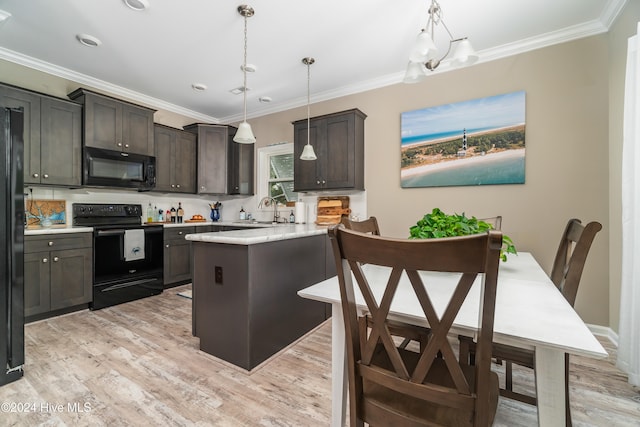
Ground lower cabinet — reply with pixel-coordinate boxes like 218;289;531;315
163;226;195;287
24;233;92;319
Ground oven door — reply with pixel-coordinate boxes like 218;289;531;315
91;225;163;309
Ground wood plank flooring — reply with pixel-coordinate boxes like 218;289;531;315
1;284;638;426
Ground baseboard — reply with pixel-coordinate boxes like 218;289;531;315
586;323;619;346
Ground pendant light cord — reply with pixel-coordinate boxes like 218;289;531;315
307;61;311;147
242;14;248;122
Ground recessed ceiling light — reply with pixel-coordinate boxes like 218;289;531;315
192;83;207;92
259;96;272;103
241;64;256;73
0;10;11;23
76;34;102;47
123;0;150;11
230;86;250;95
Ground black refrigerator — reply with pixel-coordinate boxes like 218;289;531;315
0;107;25;386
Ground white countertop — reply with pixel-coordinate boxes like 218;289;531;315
25;226;93;235
185;223;330;245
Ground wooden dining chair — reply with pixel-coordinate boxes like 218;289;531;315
329;225;503;426
480;216;502;230
459;218;602;426
340;216;381;235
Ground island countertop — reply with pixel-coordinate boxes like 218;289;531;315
185;223;330;245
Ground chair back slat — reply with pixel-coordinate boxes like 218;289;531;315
341;216;381;235
329;225;502;426
550;219;602;306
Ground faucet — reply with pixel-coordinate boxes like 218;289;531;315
258;197;280;223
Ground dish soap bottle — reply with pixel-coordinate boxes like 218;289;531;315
239;206;246;220
289;210;295;223
146;203;154;223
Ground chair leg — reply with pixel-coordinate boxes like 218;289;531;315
505;361;513;392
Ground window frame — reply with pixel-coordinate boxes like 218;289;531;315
257;142;295;207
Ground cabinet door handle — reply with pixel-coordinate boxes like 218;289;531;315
165;244;170;248
48;241;54;246
117;142;122;147
200;186;205;190
42;258;48;263
53;256;59;262
322;180;326;185
32;173;39;178
171;184;175;188
316;180;321;185
43;174;49;179
124;144;129;148
178;231;183;235
176;184;180;188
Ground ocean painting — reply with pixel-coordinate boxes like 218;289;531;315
401;91;526;188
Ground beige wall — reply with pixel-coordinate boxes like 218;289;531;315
249;35;611;326
607;1;640;333
3;12;633;328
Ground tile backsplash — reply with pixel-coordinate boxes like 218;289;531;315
25;187;367;226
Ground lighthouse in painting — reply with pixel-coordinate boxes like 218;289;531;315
457;128;467;157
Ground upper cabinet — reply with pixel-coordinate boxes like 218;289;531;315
183;123;254;195
154;124;196;193
68;88;155;156
293;108;366;192
0;83;82;186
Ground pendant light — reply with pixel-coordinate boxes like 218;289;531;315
233;5;256;144
300;57;317;161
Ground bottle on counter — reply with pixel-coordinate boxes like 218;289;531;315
177;202;184;223
153;205;158;222
165;209;171;223
157;209;164;223
289;210;295;223
146;203;154;223
170;206;176;223
239;206;246;220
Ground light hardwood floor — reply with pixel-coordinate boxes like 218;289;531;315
1;284;639;426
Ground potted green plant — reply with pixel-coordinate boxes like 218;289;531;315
409;208;517;261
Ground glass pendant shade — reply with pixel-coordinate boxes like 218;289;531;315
300;143;317;161
451;38;479;67
409;30;437;62
233;121;256;144
403;61;427;84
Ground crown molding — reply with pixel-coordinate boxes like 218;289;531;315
0;47;221;124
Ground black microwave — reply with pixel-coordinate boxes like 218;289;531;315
83;147;156;190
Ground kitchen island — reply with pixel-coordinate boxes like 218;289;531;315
186;223;336;370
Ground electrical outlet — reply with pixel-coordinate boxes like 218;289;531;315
215;266;223;284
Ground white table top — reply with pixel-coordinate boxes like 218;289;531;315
298;252;607;359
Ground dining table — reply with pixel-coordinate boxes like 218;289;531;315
298;251;608;427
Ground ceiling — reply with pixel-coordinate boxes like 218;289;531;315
0;0;628;124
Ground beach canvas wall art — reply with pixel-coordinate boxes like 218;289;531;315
401;91;526;188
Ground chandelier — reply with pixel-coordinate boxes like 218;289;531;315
403;0;478;83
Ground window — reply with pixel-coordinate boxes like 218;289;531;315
258;143;297;205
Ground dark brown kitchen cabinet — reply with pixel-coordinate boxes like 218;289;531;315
39;97;82;186
24;233;92;320
0;83;82;186
293;108;366;192
68;88;155;156
154;124;196;193
183;123;254;195
163;226;195;287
